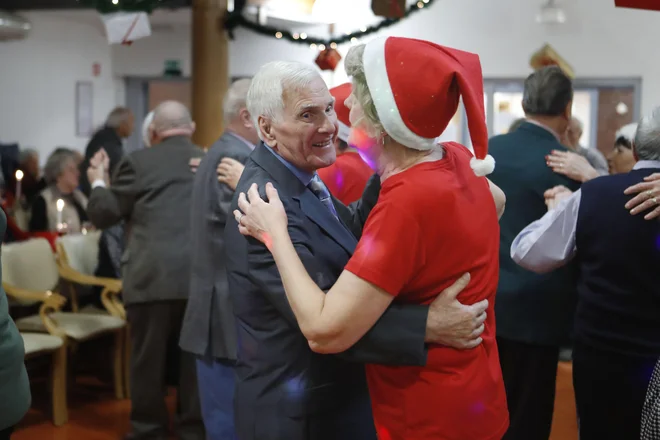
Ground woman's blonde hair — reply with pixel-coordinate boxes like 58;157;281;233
345;44;435;162
344;44;383;138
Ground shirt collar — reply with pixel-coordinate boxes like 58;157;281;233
633;160;660;170
227;130;256;151
263;144;315;186
526;119;562;143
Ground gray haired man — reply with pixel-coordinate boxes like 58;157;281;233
79;106;135;196
87;101;204;440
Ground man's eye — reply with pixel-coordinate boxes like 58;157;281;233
302;113;311;119
326;105;334;113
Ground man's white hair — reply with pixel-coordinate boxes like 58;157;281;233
634;108;660;161
223;78;252;124
246;61;320;140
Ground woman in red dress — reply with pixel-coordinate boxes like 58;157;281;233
234;37;509;440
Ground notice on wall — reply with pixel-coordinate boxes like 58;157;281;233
76;81;93;138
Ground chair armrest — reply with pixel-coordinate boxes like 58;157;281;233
4;283;67;339
57;263;122;291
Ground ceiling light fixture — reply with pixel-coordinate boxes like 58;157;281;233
536;0;566;25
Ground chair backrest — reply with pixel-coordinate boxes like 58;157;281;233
56;231;101;276
2;237;60;305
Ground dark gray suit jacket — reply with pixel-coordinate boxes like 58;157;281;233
225;144;429;440
87;136;204;305
179;132;254;360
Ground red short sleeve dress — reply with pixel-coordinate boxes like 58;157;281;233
344;142;509;440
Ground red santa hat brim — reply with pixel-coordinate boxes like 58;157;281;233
361;37;495;177
363;38;437;151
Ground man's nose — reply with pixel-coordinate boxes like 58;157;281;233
319;115;336;134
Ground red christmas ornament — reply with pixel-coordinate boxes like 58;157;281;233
614;0;660;11
371;0;407;18
315;48;342;71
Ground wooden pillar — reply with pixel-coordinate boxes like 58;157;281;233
192;0;229;149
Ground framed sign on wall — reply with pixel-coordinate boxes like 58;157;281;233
75;81;94;137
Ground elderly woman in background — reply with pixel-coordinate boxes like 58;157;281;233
234;37;508;440
29;147;88;233
607;122;638;174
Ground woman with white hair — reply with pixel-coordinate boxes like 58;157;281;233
29;147;88;233
234;37;508;439
607;122;638;174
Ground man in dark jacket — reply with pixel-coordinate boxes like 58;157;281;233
488;66;581;440
79;107;134;196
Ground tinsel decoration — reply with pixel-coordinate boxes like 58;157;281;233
225;0;436;46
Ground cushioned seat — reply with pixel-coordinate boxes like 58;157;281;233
21;332;64;356
16;312;125;341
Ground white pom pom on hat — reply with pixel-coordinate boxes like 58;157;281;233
361;36;494;176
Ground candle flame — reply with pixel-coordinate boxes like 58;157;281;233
15;170;23;181
56;199;65;211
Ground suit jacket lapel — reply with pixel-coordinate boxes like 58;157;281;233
295;191;357;254
251;144;357;254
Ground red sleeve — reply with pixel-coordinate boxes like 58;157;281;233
344;200;424;296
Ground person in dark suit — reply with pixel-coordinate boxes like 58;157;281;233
179;78;259;439
488;66;582;440
86;101;204;440
511;107;660;439
79;106;134;197
224;61;492;440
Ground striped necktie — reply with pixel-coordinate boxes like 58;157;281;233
308;175;339;220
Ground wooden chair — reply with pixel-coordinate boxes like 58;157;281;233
2;238;127;401
4;286;68;426
55;232;129;397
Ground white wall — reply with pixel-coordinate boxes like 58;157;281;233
0;11;118;158
2;0;660;161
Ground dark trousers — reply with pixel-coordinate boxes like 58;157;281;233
497;337;559;440
573;342;657;440
0;426;13;440
127;300;205;440
196;357;237;440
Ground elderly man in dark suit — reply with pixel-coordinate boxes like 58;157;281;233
488;66;582;440
80;106;134;196
223;61;491;440
86;101;205;440
179;78;258;439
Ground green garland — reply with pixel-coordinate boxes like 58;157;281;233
226;0;437;45
82;0;437;47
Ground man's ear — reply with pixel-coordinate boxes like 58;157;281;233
564;100;573;121
240;108;253;129
259;117;276;147
189;122;196;135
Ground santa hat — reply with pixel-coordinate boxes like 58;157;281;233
330;83;352;143
361;36;495;176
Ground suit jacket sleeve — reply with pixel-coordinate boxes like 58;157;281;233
246;195;428;367
335;174;380;239
86;156;138;230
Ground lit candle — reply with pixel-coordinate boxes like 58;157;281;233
14;169;23;205
56;198;64;227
